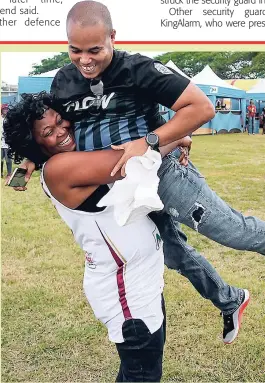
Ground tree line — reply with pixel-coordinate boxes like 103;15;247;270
29;51;265;79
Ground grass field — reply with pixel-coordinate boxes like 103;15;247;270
2;133;265;382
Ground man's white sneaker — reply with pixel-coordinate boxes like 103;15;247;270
222;289;250;344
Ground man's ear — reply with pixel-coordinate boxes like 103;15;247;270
110;29;116;45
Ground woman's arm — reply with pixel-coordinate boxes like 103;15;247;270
44;150;124;208
159;136;192;157
44;136;192;209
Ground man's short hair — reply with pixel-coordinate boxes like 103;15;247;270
67;1;113;34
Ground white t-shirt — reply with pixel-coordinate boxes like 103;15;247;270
41;168;164;343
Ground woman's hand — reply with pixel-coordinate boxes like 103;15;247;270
13;159;36;191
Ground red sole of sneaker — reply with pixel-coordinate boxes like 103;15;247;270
224;294;250;345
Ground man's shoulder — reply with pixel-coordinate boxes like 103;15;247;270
113;51;177;77
106;50;156;85
113;50;154;68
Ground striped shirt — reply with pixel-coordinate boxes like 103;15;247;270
51;50;190;152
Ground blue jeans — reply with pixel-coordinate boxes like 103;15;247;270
1;148;12;176
116;296;166;382
150;150;265;315
248;116;255;134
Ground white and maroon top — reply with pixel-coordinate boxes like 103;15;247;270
41;168;164;343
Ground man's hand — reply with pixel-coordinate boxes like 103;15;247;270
178;136;192;166
178;147;189;166
178;136;192;150
111;137;149;177
13;159;36;191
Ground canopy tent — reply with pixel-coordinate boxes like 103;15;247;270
18;68;60;98
18;76;54;96
191;65;245;98
31;68;60;77
166;60;190;79
225;79;260;91
1;92;18;105
191;65;247;134
246;79;265;101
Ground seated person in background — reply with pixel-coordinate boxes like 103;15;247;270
215;100;221;110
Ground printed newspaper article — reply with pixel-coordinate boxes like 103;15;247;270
1;1;265;382
0;0;265;41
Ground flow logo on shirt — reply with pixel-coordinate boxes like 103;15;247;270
85;252;97;269
63;93;115;113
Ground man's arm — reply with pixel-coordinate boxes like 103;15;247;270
111;82;214;176
154;82;214;146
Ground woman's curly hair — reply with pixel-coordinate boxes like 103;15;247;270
3;91;63;168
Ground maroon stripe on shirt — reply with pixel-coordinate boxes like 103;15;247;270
96;222;132;320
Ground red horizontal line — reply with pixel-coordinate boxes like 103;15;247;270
124;41;265;45
0;41;265;45
0;41;67;44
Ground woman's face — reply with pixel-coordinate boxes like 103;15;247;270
33;108;76;157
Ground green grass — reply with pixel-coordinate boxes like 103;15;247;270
2;133;265;382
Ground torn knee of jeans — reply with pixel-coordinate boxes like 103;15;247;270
191;203;205;231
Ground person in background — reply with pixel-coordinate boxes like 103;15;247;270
1;105;13;183
260;107;265;135
247;100;257;135
215;100;221;110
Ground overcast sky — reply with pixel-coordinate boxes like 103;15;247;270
1;51;165;85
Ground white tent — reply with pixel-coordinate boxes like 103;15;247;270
191;65;240;89
32;68;60;77
246;79;265;96
166;60;190;79
190;65;247;134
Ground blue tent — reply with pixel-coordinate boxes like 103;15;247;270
159;64;247;134
191;66;246;134
1;93;18;105
18;69;60;99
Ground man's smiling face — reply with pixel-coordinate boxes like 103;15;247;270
67;21;116;79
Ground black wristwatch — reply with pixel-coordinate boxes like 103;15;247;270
145;132;160;152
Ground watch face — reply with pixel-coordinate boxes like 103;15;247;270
147;133;159;146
